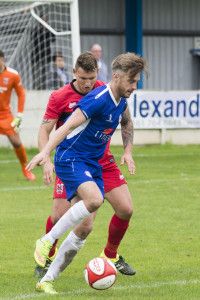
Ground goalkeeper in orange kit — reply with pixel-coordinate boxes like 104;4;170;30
0;50;35;181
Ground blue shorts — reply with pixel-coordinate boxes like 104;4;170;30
55;160;104;201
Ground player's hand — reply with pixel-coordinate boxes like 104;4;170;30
120;153;136;175
43;160;55;186
26;151;49;172
11;114;23;133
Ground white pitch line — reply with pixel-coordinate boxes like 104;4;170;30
0;159;18;163
3;279;200;300
130;177;200;184
114;152;200;158
0;177;199;192
0;186;52;192
0;152;199;164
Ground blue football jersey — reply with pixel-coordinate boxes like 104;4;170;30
55;84;127;165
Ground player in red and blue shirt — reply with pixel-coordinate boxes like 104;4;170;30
55;83;128;201
27;52;147;294
29;53;146;292
56;84;127;166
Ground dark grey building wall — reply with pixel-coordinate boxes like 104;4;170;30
143;0;200;90
79;0;200;90
79;0;125;80
143;0;200;31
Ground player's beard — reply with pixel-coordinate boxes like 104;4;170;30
118;84;134;99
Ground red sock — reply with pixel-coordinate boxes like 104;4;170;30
46;216;58;258
104;214;130;259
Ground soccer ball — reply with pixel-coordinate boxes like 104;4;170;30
84;257;117;290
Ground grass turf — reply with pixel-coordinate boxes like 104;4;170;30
0;144;199;299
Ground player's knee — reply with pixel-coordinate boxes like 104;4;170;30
123;196;134;218
75;223;93;240
88;196;103;212
8;135;22;148
51;210;65;224
13;142;22;148
125;206;134;219
117;204;134;220
51;214;59;224
51;198;69;223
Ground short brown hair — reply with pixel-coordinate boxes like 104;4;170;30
112;52;148;79
53;51;63;62
0;50;4;58
75;51;98;72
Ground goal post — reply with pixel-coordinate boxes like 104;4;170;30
0;0;81;90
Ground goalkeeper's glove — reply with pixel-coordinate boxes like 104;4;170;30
11;113;23;133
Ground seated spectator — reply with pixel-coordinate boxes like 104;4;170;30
47;52;68;90
91;43;109;82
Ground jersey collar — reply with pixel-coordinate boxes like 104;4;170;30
71;79;96;96
107;84;122;106
70;79;86;96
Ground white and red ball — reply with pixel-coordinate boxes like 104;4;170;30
84;257;117;290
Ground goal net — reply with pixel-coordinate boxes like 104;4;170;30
0;0;80;90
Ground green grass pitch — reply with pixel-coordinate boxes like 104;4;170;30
0;144;199;299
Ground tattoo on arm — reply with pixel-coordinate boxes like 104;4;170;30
121;107;134;149
40;119;51;127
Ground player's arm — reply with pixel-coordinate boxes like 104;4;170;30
38;118;57;186
14;74;26;113
26;108;86;171
11;74;25;133
120;106;135;175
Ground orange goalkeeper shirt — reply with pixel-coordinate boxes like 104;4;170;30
0;66;25;119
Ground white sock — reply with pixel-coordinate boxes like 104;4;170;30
41;231;86;282
41;200;90;243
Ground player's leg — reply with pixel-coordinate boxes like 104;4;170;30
105;183;133;252
47;198;70;255
35;201;97;280
48;176;70;257
34;181;103;268
35;176;69;278
73;209;97;239
43;181;103;243
34;162;104;269
8;134;35;181
39;211;97;285
35;195;98;294
35;175;98;279
101;164;135;275
0;114;35;181
105;183;133;251
34;197;70;278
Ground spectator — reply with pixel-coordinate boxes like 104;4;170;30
31;15;55;89
91;43;109;82
47;52;68;90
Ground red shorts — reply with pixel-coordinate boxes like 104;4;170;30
53;176;67;199
0;112;15;136
53;160;127;199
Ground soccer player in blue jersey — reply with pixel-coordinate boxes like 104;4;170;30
26;52;148;294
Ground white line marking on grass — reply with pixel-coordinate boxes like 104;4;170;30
114;152;200;158
0;177;199;192
112;279;200;290
4;279;200;299
0;152;199;164
0;159;18;163
131;177;200;185
0;156;54;164
0;186;52;192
